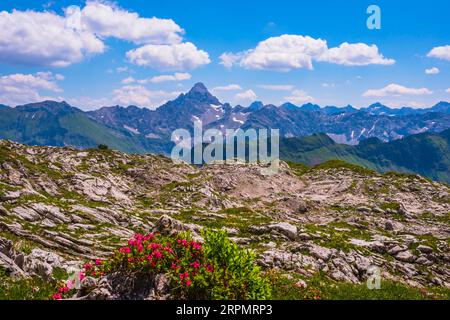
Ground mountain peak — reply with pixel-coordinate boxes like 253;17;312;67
185;82;220;105
189;82;208;94
248;101;264;111
368;102;388;109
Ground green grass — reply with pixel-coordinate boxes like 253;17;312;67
270;271;450;300
303;223;372;253
379;202;401;212
0;268;56;300
286;161;310;176
310;160;375;175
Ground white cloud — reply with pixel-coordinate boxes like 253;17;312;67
425;67;440;75
427;45;450;61
257;84;294;91
121;76;136;84
66;1;184;45
212;84;243;92
0;2;199;68
0;9;105;67
219;52;246;69
220;34;394;71
0;72;63;106
234;89;257;102
228;35;327;71
284;89;314;105
112;85;180;109
318;42;395;66
363;84;433;97
126;42;210;71
446;88;450;94
149;72;191;83
321;83;336;88
116;66;129;73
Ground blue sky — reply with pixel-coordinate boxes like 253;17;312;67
0;0;449;110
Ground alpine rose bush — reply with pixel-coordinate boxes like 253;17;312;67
54;230;271;300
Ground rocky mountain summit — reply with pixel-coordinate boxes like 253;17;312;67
0;140;449;299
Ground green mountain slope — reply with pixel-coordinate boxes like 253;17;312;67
0;101;173;154
280;130;450;183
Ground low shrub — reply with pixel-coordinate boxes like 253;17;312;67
54;229;271;300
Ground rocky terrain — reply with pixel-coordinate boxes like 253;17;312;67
0;139;449;299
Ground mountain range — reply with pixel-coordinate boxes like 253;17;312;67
0;82;449;182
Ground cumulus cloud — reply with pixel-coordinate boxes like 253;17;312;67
317;42;395;66
234;90;257;102
446;88;450;94
113;85;180;109
0;72;63;106
363;84;433;98
425;67;440;75
0;2;202;68
212;84;243;92
257;84;294;91
225;35;327;71
0;9;105;67
149;72;191;83
219;34;394;71
427;45;450;61
66;1;184;45
219;52;245;69
126;42;210;71
284;89;314;105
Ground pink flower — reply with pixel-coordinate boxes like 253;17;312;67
185;280;192;286
192;242;202;250
144;233;155;241
121;247;131;254
190;261;200;269
83;263;92;270
53;293;62;300
164;247;174;254
153;250;163;259
95;259;102;266
149;243;161;250
137;244;143;252
79;272;86;281
205;264;214;273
